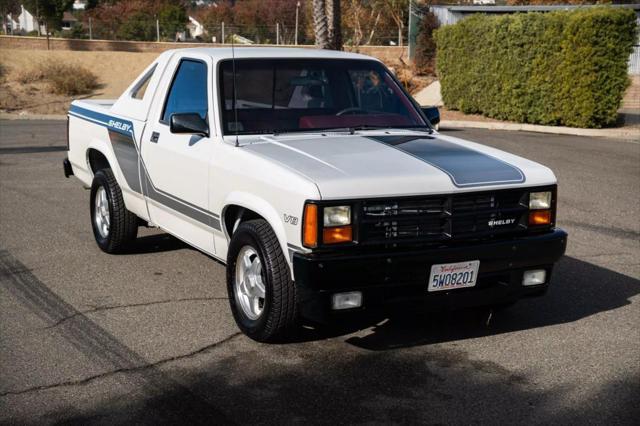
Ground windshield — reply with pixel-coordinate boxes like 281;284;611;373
218;58;428;135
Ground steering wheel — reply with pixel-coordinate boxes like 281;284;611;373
335;107;368;116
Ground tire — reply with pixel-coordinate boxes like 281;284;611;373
226;219;298;342
90;168;138;253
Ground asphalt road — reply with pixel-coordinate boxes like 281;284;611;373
1;120;638;425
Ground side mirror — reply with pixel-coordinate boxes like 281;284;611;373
421;106;440;126
170;113;209;137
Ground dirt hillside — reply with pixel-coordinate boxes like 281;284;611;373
0;49;157;115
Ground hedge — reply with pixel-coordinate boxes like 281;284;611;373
434;7;637;128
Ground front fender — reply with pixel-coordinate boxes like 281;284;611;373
222;191;290;266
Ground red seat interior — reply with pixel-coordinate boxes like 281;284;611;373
299;114;413;129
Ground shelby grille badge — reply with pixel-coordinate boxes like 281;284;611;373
488;218;516;227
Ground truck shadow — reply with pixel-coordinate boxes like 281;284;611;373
116;233;192;255
296;256;640;349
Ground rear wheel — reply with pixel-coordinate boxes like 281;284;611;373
90;168;138;253
226;219;298;342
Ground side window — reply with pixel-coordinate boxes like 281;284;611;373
162;59;208;122
131;64;156;100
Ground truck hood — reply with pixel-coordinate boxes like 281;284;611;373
242;131;557;199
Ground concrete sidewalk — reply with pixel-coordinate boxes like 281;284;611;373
439;120;639;141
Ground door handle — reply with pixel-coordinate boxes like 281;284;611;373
150;132;160;143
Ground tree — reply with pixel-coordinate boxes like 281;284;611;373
197;0;234;42
414;10;438;74
326;0;342;50
159;4;187;40
377;0;408;47
0;0;20;34
22;0;74;31
312;0;330;48
312;0;342;50
116;11;155;41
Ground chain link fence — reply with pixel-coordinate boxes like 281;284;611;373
2;19;406;48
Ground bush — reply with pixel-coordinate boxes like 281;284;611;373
13;61;99;96
414;11;439;75
434;7;637;128
46;64;99;95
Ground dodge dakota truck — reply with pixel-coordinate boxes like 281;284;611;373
64;47;567;342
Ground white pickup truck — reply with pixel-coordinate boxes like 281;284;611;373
64;47;567;342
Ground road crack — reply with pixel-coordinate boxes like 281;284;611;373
0;331;242;398
43;296;229;329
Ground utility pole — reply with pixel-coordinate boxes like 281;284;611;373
89;17;92;40
156;18;160;42
295;1;300;45
222;22;225;44
276;22;279;45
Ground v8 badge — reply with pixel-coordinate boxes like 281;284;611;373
284;214;299;225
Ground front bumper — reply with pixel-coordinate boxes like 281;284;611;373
293;229;567;323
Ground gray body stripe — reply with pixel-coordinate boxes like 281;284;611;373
368;135;525;188
140;164;221;230
109;130;142;193
72;109;221;230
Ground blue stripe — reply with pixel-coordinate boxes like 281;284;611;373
368;136;525;187
68;104;222;230
69;104;134;138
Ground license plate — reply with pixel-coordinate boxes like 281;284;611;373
428;260;480;292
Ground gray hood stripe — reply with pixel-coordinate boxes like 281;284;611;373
367;135;525;187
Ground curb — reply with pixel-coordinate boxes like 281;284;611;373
0;113;67;121
440;120;639;141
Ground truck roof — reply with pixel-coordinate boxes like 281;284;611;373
164;47;379;62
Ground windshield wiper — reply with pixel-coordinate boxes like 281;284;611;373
271;125;434;136
347;125;434;134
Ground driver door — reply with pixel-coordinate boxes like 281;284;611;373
141;56;216;254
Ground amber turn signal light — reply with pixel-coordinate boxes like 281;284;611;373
529;210;552;226
323;225;353;244
302;204;318;248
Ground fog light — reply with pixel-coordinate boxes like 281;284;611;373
523;269;546;286
331;292;362;310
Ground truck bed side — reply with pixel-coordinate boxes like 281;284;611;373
68;99;149;221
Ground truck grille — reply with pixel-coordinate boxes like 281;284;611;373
359;189;530;245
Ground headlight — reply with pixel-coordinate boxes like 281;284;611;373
529;191;551;210
323;206;351;227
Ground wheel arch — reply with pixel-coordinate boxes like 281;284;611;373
86;148;111;175
221;192;289;264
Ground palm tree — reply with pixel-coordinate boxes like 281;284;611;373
326;0;342;50
313;0;342;50
313;0;330;49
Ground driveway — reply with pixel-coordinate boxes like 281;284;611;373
1;120;638;424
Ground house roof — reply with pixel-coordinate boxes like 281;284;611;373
62;11;78;22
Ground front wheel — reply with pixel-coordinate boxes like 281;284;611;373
90;168;138;253
226;219;298;342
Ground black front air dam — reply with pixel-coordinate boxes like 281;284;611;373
63;157;74;178
293;229;568;323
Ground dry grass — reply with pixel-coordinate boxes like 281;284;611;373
13;61;99;95
395;65;433;96
47;63;100;95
